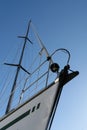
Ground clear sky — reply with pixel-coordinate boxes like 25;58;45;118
0;0;87;130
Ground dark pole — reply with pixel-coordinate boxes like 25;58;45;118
5;20;31;114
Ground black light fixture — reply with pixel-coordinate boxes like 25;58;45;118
50;63;60;73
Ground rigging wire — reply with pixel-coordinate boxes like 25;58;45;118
0;42;23;99
18;51;43;103
16;52;40;90
0;72;15;100
30;22;53;64
16;39;43;88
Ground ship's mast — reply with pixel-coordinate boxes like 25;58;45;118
5;20;53;114
5;20;31;114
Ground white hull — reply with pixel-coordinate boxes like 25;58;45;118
0;81;59;130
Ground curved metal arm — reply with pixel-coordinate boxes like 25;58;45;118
50;48;71;65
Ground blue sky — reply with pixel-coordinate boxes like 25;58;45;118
0;0;87;130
